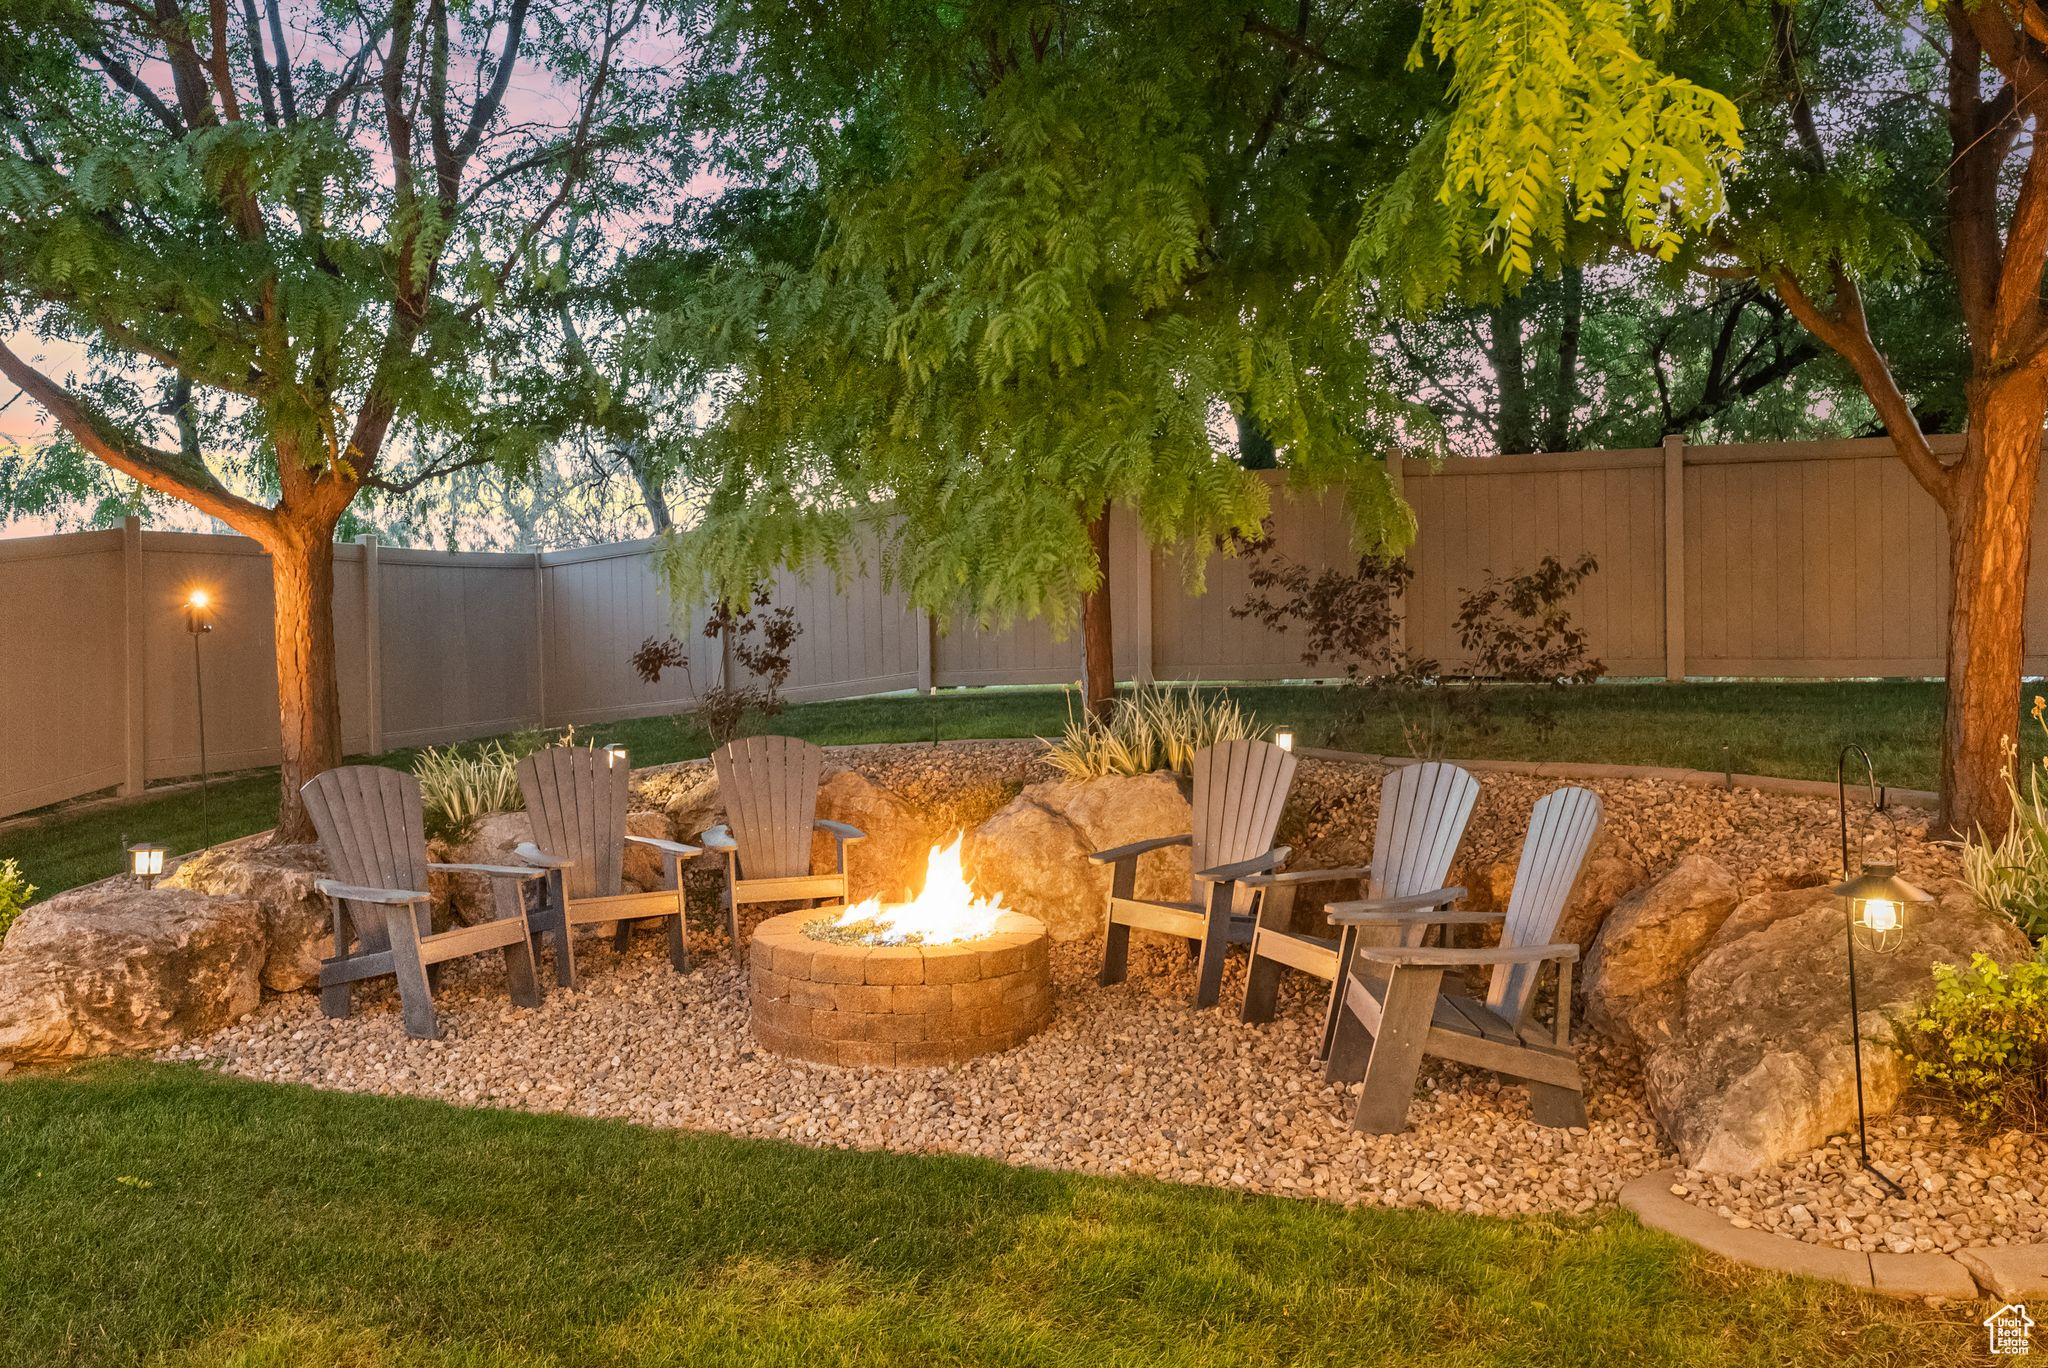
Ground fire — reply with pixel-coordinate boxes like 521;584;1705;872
828;834;1005;945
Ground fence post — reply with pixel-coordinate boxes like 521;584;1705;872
1662;433;1687;682
533;550;548;728
916;610;936;694
1386;453;1410;658
121;514;146;795
359;533;384;754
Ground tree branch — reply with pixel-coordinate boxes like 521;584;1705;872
0;340;273;535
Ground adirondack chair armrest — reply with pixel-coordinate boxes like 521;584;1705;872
697;825;738;853
1087;833;1191;864
433;862;547;881
814;820;866;843
625;835;702;857
316;879;430;906
1196;846;1291;883
513;842;574;870
1238;863;1370;888
1352;940;1579;968
1325;886;1470;924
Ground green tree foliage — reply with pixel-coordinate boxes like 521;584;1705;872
652;2;1436;645
0;0;666;837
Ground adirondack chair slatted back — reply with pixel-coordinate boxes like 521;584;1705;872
1188;739;1297;906
1371;762;1480;901
1487;786;1603;1024
714;736;826;879
302;766;433;953
518;748;630;901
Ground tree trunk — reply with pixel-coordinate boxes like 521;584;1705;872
1939;378;2045;837
1080;509;1116;720
267;516;346;845
1234;411;1278;469
1539;262;1582;452
1488;294;1533;454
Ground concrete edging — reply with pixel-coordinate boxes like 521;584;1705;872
1297;748;1940;810
1620;1169;1981;1300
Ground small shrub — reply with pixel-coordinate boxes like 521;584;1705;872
1042;684;1265;780
635;583;802;747
1901;950;2048;1133
1963;696;2048;942
0;858;35;945
1234;542;1604;757
414;742;528;847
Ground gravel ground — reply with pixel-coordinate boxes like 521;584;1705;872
164;752;1997;1221
1672;1122;2048;1255
165;936;1671;1215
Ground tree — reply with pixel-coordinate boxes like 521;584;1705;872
0;0;660;839
1375;0;2025;833
654;1;1434;718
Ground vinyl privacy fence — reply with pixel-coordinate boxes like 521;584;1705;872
2;433;2038;820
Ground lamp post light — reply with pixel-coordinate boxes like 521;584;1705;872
1273;726;1296;753
1829;743;1932;1200
128;841;166;889
185;589;214;843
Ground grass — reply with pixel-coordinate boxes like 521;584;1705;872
0;1062;1977;1366
1;680;2025;904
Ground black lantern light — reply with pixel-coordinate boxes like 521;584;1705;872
128;841;166;888
1829;744;1933;1199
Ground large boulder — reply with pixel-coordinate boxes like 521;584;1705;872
812;768;934;903
1460;837;1644;951
622;809;680;892
1583;854;1739;1046
966;773;1192;942
433;810;533;925
1642;880;2029;1174
0;883;263;1063
162;836;333;992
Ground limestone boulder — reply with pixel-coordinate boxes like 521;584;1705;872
1642;880;2029;1174
162;835;333;991
622;809;679;892
966;773;1191;942
811;768;935;903
1583;854;1739;1046
432;810;533;925
659;767;723;846
0;882;263;1063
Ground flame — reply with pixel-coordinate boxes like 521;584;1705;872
829;834;1005;945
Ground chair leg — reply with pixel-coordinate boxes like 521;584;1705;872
1350;965;1444;1135
1316;926;1360;1061
542;871;577;989
502;936;543;1009
1098;914;1131;987
1240;939;1283;1024
613;918;634;953
666;889;690;973
1324;982;1372;1086
383;906;441;1040
1528;1079;1588;1128
1192;885;1233;1009
319;977;352;1019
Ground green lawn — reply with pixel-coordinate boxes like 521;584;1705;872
1;680;2024;903
0;1063;1975;1366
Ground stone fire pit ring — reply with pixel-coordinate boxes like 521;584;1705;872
748;909;1053;1068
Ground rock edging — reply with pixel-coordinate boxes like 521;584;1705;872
1621;1168;1981;1300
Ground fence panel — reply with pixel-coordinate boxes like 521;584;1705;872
0;531;126;815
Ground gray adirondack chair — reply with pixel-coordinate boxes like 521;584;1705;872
1239;761;1480;1059
1326;785;1603;1133
1094;737;1298;1009
514;747;700;988
302;765;544;1040
697;736;865;948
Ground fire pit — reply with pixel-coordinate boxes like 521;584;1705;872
748;838;1053;1067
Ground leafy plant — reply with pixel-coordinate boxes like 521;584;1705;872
634;583;803;747
414;744;530;849
1901;950;2048;1133
1042;685;1266;780
0;858;34;945
1964;697;2048;942
1235;544;1603;757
